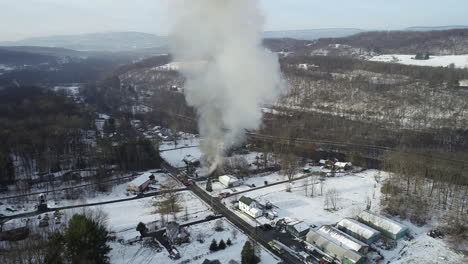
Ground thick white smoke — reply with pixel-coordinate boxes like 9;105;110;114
169;0;283;173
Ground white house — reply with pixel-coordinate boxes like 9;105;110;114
218;175;241;188
238;196;263;218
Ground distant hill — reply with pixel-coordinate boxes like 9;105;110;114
0;32;168;52
405;25;468;31
263;28;365;40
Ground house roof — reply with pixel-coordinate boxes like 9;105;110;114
128;172;153;187
306;230;364;263
288;221;310;233
337;218;381;240
239;196;255;206
318;226;368;252
358;211;408;235
219;175;240;184
335;162;352;168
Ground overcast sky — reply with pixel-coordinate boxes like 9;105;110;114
1;0;467;41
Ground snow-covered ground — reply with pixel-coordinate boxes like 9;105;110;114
226;169;383;228
369;54;468;68
160;147;203;168
203;171;290;197
0;171;178;217
109;219;279;264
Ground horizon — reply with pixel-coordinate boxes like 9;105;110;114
2;25;468;43
1;0;468;41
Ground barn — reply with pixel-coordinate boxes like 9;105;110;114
306;230;366;264
337;218;381;244
357;211;408;240
318;225;369;254
127;172;156;192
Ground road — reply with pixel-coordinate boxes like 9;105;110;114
0;188;187;221
161;160;307;264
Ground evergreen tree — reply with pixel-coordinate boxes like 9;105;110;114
241;241;260;264
209;239;219;251
226;238;232;246
206;177;213;192
64;214;111;264
219;239;226;250
136;222;148;237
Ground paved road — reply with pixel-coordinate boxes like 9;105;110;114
0;188;187;221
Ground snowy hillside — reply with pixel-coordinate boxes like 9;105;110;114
369;54;468;68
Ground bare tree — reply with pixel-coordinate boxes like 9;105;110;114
280;153;300;182
324;187;341;210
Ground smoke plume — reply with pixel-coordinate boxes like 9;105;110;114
169;0;283;173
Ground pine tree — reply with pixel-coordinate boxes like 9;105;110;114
64;214;111;264
226;238;232;246
206;177;213;192
136;222;147;237
241;241;260;264
219;239;226;250
209;239;219;251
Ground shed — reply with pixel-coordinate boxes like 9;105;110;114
218;175;241;188
337;218;381;244
306;230;366;264
318;225;369;254
287;221;311;238
357;211;408;240
127;172;155;192
334;162;352;171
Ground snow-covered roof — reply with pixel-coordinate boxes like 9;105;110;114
306;230;364;263
218;175;240;184
318;226;368;252
128;172;153;187
334;162;352;168
337;218;380;240
358;211;408;235
288;221;310;233
249;207;261;216
183;154;199;163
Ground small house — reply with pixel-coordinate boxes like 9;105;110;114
318;225;369;254
127;172;156;192
334;162;352;171
306;230;366;264
287;221;311;238
166;222;190;245
357;211;408;240
238;196;263;218
336;218;381;244
218;175;241;188
183;155;200;167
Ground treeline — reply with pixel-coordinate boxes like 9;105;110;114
382;150;468;242
0;86;162;186
281;55;468;83
0;86;93;184
314;29;468;55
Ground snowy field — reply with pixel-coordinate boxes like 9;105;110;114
369;54;468;68
159;137;200;151
0;171;178;217
160;147;203;168
224;169;467;264
204;171;290;197
226;169;383;228
109;219;279;264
